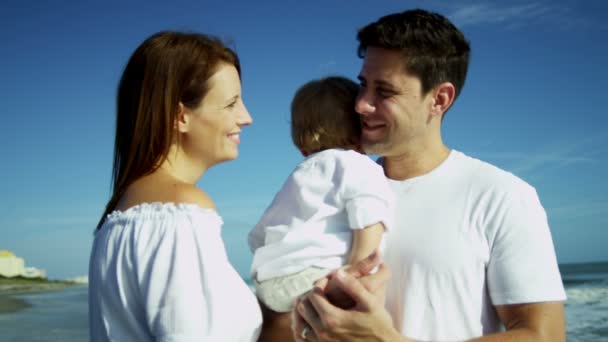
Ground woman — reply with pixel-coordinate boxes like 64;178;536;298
88;31;262;341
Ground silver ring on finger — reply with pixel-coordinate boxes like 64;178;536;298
301;326;311;340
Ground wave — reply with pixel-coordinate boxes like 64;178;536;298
566;282;608;304
564;279;608;341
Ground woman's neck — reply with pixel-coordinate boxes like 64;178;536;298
158;146;207;184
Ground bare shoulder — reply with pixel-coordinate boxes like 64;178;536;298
173;183;216;210
116;172;216;211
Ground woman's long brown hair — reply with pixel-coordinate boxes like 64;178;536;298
96;31;240;230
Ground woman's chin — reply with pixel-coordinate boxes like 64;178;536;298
211;152;239;166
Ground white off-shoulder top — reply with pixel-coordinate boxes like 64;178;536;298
88;203;262;342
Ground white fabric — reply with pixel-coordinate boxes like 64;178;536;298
382;150;566;342
253;266;331;312
248;149;394;282
88;203;262;342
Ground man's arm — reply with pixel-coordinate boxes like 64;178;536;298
468;302;565;342
294;270;566;342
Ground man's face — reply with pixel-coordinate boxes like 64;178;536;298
356;47;434;157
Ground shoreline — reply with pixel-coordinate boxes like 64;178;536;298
0;295;32;314
0;282;81;315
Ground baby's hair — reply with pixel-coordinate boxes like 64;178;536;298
291;76;360;155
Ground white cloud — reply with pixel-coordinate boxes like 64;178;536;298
448;2;552;27
513;135;604;174
443;1;604;31
471;133;606;176
548;201;608;220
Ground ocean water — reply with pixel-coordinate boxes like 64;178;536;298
0;263;606;341
0;285;88;341
561;262;608;341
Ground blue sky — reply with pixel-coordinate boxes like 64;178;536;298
1;0;606;280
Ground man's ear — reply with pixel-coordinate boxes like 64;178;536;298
175;102;190;133
430;82;456;118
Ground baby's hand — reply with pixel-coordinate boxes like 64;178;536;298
324;266;356;309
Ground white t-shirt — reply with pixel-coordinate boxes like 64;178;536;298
383;150;566;341
89;203;262;342
249;149;394;282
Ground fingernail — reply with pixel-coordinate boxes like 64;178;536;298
336;268;346;280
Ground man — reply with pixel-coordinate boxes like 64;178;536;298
293;9;566;341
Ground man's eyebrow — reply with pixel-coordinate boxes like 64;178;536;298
375;80;397;89
357;76;395;88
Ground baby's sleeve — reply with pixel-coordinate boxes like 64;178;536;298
340;152;394;232
248;220;266;252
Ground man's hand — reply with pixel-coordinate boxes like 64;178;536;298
291;251;406;341
323;250;383;309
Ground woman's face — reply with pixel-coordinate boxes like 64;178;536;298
181;63;252;167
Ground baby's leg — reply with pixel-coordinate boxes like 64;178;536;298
254;267;330;340
257;301;294;342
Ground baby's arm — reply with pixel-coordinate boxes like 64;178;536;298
325;222;385;309
347;222;385;265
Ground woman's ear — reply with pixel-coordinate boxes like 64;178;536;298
176;102;190;133
430;82;455;118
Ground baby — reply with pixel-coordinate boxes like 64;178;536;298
248;76;394;315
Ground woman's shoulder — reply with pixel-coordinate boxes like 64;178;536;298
172;183;216;210
117;173;216;211
106;180;218;227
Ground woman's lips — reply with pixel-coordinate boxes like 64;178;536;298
228;133;241;144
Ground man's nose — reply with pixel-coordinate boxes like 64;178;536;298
355;92;375;115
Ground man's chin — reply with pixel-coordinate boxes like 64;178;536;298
361;139;388;154
362;142;388;156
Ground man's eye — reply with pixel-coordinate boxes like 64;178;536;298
226;101;237;109
377;89;392;98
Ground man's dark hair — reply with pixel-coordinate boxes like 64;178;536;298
357;9;470;100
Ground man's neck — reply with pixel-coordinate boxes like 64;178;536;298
383;144;451;181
